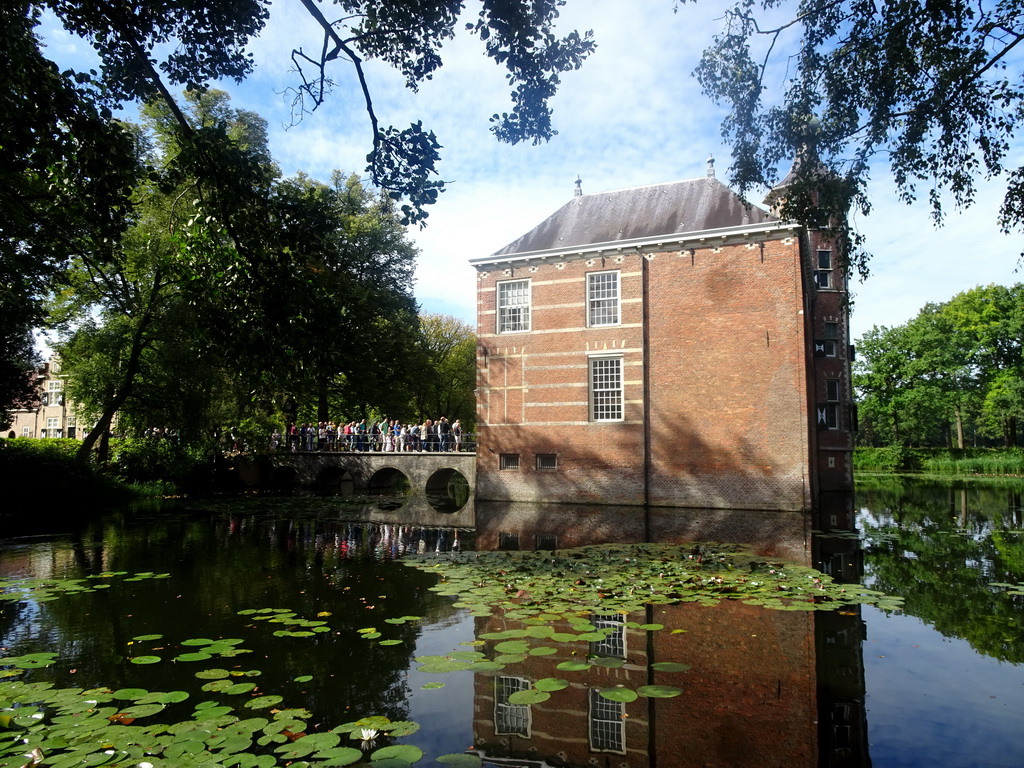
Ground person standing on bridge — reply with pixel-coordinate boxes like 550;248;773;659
438;417;452;452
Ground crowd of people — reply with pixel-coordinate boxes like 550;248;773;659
270;417;472;453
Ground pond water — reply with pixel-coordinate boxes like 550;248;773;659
0;477;1022;768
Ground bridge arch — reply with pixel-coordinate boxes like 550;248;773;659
367;467;412;509
425;468;471;513
315;466;355;496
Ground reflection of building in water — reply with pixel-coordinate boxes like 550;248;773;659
476;501;813;562
470;499;870;767
813;492;870;768
473;602;819;768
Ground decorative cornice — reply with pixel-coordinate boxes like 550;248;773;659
470;220;802;270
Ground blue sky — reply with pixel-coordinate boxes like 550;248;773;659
40;0;1024;342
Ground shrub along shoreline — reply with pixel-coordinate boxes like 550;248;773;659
854;446;1024;476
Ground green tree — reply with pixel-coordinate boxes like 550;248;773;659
692;0;1024;275
410;314;477;427
855;283;1024;448
55;89;424;462
6;1;594;421
1;4;139;424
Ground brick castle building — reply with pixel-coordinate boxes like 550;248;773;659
471;157;853;511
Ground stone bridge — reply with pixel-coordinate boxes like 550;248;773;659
244;451;476;524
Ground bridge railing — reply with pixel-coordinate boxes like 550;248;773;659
271;433;478;454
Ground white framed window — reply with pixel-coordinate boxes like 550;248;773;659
587;271;620;326
589;688;625;753
590;613;626;658
536;453;557;470
497;279;531;333
499;453;520;470
495;677;530;736
21;426;29;437
47;380;63;393
815;250;833;289
590;356;623;421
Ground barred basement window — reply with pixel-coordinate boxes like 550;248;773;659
497;279;530;333
590;356;623;421
499;453;520;470
589;688;625;753
587;271;620;326
495;677;530;736
498;532;520;550
590;613;626;658
536;453;557;470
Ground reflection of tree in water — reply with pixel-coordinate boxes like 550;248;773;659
857;476;1024;663
0;507;470;731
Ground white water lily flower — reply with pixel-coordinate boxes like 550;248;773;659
360;728;379;740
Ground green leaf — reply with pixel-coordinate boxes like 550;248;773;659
637;684;682;698
598;687;638;703
507;689;550;705
534;678;569;692
370;744;423;762
435;755;483;767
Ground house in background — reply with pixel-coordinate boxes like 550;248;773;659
5;359;87;440
470;157;854;512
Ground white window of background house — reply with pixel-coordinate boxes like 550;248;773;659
587;270;620;326
590;356;623;421
497;279;531;333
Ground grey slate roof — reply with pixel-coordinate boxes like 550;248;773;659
492;177;777;257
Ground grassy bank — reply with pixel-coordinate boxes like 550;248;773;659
855;446;1024;476
0;437;197;510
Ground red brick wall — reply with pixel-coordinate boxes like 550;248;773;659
475;235;815;510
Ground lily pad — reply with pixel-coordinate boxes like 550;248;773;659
599;687;638;703
129;656;162;665
370;744;423;762
556;660;591;672
534;678;569;692
245;695;284;710
436;756;483;768
637;685;683;698
651;661;691;672
507;689;550;705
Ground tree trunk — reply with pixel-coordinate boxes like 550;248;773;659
955;406;965;450
76;304;156;463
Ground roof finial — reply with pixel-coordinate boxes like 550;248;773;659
706;154;715;178
574;175;583;197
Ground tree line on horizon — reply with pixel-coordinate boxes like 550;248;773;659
854;283;1024;450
